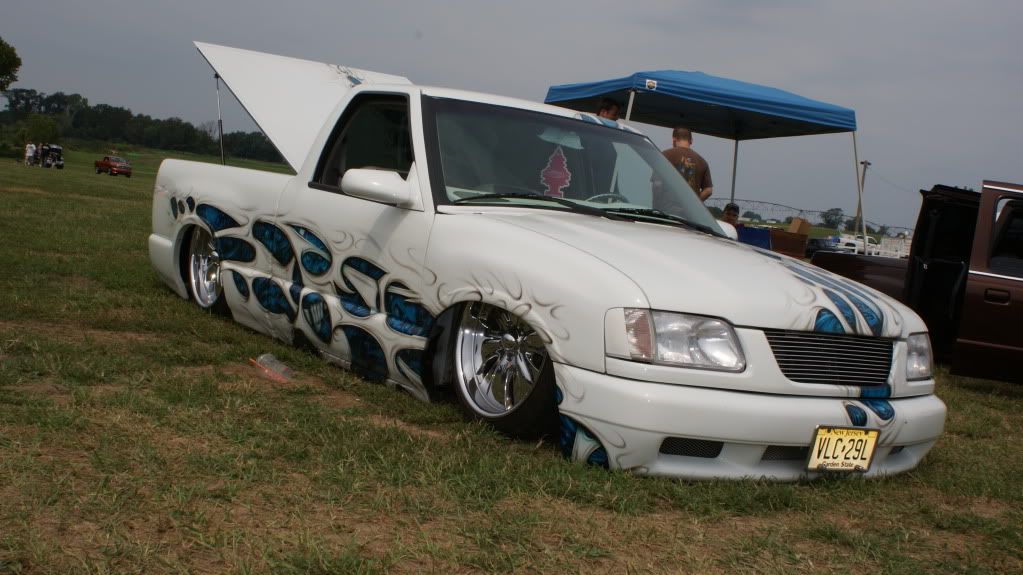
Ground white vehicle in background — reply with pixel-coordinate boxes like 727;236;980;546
841;234;880;255
148;43;946;480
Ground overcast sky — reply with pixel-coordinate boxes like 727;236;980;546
5;0;1022;228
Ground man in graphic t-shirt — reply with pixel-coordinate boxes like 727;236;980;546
662;127;713;201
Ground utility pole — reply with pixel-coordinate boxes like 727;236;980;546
855;160;871;253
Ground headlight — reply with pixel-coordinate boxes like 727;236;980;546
624;309;745;371
906;332;933;380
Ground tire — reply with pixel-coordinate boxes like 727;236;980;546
96;168;102;174
109;171;116;176
186;226;229;314
451;302;558;439
126;173;131;178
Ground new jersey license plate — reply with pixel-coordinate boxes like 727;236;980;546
806;426;879;473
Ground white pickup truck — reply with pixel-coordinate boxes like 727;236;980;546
148;42;946;480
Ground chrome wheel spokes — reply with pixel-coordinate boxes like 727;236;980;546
189;226;222;308
455;302;548;416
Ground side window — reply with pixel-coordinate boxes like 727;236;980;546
990;198;1023;277
316;94;413;187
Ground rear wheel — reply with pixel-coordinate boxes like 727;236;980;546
452;302;557;438
187;226;228;314
96;167;102;174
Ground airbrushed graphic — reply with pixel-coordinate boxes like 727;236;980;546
755;248;902;338
167;197;438;400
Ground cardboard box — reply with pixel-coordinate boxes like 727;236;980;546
770;228;808;259
787;217;812;235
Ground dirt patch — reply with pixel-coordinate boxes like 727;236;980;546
0;186;47;196
0;319;162;345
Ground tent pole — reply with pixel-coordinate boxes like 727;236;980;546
852;132;866;253
624;90;636;121
729;140;739;203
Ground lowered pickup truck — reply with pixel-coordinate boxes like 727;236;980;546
148;42;947;480
813;181;1023;383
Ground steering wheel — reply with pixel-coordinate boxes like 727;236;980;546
584;193;629;204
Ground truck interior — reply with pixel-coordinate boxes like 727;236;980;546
904;185;979;355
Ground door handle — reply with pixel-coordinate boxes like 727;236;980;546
984;288;1011;304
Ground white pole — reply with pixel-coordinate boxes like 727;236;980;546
729;140;739;203
860;160;871;253
624;90;636;121
852;132;865;253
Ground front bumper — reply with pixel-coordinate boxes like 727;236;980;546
554;363;947;481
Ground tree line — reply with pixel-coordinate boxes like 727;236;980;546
1;87;283;163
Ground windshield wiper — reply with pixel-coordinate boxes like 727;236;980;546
603;208;724;236
453;192;626;220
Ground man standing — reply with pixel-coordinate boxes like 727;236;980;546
24;141;35;166
596;98;621;121
663;127;713;201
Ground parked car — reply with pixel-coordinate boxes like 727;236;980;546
814;182;1022;383
95;156;132;177
804;237;847;258
42;145;64;169
149;42;946;480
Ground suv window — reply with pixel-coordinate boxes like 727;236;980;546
315;94;413;187
990;198;1023;277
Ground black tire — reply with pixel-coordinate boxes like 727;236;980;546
449;302;558;439
96;168;102;174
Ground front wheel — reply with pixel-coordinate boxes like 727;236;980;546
452;302;558;439
187;226;228;314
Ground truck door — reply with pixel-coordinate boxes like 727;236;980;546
270;92;437;398
955;181;1023;382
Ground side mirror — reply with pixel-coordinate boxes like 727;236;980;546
340;168;414;207
717;220;739;241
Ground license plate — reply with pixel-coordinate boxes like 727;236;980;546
806;426;879;473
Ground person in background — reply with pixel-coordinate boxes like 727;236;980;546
722;202;741;227
663;127;713;201
596;97;621;121
25;142;35;166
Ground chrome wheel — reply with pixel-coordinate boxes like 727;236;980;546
188;226;222;308
455;303;548;416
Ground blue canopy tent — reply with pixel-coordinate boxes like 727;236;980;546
544;71;869;246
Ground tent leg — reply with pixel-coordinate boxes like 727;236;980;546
729;140;739;203
852;132;868;253
624;90;636;121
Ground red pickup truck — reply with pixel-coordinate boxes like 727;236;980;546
95;156;132;178
813;181;1023;383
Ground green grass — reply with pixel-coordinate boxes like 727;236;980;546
1;149;1021;574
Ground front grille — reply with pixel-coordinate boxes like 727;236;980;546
659;437;723;458
764;329;893;386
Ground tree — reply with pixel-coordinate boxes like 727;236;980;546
0;37;21;92
742;210;763;221
16;114;60;143
3;88;42;116
821;208;845;229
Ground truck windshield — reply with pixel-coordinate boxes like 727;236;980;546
423;97;723;235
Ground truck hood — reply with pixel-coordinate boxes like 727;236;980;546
195;42;410;172
475;209;915;338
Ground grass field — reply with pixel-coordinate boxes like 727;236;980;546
0;149;1021;574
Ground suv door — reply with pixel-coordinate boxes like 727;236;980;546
955;181;1023;382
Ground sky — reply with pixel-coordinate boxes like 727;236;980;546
4;0;1022;229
